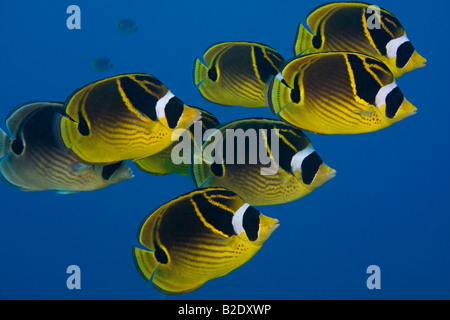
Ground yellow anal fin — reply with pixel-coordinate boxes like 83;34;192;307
152;273;205;295
132;247;159;281
293;23;314;56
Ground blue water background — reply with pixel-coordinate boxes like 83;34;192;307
0;0;448;299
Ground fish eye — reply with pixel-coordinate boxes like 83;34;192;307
301;152;323;185
385;86;405;118
208;67;218;81
396;41;415;69
11;138;24;155
77;111;90;136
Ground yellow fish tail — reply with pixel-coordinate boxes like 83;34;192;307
267;75;290;116
132;247;158;281
134;148;189;176
193;58;221;105
0;128;11;159
57;116;74;151
293;23;314;56
193;58;208;87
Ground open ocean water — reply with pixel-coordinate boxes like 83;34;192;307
0;0;448;300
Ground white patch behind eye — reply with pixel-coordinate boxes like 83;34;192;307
275;72;284;82
155;90;175;119
375;82;397;108
291;146;315;172
232;203;250;235
386;34;409;59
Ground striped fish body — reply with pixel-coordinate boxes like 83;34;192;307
58;73;201;165
191;118;336;206
194;42;285;107
133;107;220;176
293;2;426;78
133;188;278;295
0;102;133;193
268;52;417;135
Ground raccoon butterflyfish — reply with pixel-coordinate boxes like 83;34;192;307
132;187;279;295
58;73;201;165
194;41;285;107
133;107;220;176
0;102;133;193
293;1;426;78
91;57;113;72
190;118;335;206
115;18;138;34
267;52;417;135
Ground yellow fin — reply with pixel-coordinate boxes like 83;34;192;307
0;128;12;159
293;23;314;56
193;58;209;87
355;109;373;118
132;247;158;281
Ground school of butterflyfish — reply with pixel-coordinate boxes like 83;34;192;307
0;2;425;294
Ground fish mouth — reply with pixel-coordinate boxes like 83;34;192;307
416;62;426;69
325;168;337;181
194;112;203;123
267;222;280;237
405;110;417;118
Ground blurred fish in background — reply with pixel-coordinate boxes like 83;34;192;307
116;18;138;34
90;57;113;72
0;101;133;193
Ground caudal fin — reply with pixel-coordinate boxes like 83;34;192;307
0;128;12;159
132;247;159;281
293;23;314;56
193;58;209;87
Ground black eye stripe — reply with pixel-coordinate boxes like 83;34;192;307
396;41;415;68
301;152;323;185
164;97;185;129
242;206;260;242
385;86;404;118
